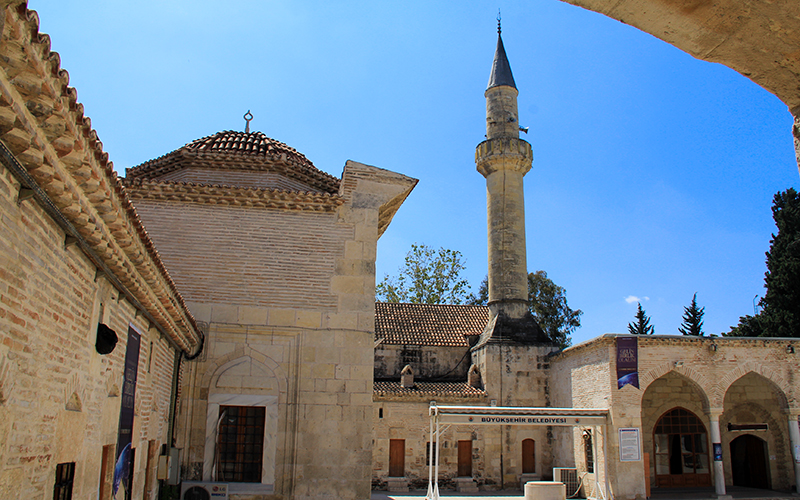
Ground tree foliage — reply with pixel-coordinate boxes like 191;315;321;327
376;243;471;304
678;293;705;336
467;271;582;348
528;271;582;348
727;188;800;337
628;303;654;335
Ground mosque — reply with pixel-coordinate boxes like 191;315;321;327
0;2;798;500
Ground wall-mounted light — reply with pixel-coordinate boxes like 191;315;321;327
787;345;795;354
709;344;717;352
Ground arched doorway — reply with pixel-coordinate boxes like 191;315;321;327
653;408;711;487
730;435;769;489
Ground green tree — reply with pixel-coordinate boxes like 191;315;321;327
727;188;800;337
628;303;654;335
467;271;582;348
678;293;705;336
467;276;488;306
528;271;582;348
376;243;471;304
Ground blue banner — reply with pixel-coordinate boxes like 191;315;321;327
114;326;140;499
616;337;639;389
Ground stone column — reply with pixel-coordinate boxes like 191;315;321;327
787;411;800;493
708;409;726;496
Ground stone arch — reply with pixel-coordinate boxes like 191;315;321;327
559;0;800;111
638;362;713;409
201;345;287;395
718;365;790;410
721;375;792;490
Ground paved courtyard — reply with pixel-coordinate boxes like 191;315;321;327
371;486;797;500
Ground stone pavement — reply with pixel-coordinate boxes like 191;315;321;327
371;486;797;500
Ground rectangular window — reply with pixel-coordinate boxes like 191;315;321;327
217;405;265;482
53;462;75;500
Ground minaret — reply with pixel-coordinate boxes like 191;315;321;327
475;22;547;345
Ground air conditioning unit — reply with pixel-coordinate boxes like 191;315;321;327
180;482;228;500
553;467;579;495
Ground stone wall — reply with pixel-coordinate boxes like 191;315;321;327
550;335;800;499
134;160;415;500
374;344;469;381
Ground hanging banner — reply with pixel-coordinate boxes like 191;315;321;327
616;337;639;389
113;326;141;500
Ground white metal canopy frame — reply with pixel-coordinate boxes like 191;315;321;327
426;402;611;500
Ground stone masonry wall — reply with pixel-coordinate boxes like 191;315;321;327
0;163;178;500
551;335;800;499
374;345;469;381
141;160;415;500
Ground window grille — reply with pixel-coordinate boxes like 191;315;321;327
217;406;265;482
53;462;75;500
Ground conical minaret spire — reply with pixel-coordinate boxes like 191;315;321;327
475;24;548;345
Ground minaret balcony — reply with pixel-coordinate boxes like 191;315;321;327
475;137;533;177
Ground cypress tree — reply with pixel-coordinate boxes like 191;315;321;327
628;303;654;335
678;293;705;336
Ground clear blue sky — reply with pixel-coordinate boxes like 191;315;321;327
29;0;799;344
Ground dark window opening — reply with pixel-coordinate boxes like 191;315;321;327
217;406;265;483
378;408;383;419
54;462;75;500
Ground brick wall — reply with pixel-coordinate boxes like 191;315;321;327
0;165;178;499
157;167;319;192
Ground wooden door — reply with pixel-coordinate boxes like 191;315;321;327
522;439;535;474
98;445;114;500
389;439;405;477
458;440;472;477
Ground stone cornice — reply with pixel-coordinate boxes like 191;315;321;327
125;178;344;212
0;2;201;354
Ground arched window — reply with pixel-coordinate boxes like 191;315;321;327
653;408;710;488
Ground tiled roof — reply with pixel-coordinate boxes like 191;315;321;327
374;381;486;398
0;4;202;355
375;302;489;347
125;131;340;194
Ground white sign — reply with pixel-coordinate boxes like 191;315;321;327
619;428;641;461
438;413;607;426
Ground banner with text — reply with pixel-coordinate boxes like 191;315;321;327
113;326;140;500
438;413;607;426
616;336;639;389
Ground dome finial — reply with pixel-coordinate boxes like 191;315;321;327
244;110;254;133
497;9;501;34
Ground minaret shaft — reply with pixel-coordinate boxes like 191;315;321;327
477;47;532;321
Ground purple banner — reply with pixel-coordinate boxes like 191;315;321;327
616;337;639;389
114;326;140;500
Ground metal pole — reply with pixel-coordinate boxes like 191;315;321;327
427;409;434;500
603;424;611;500
434;416;441;500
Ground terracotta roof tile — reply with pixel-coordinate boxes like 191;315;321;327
125;131;340;194
375;302;489;347
374;381;486;398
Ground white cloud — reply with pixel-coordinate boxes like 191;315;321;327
625;295;650;304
